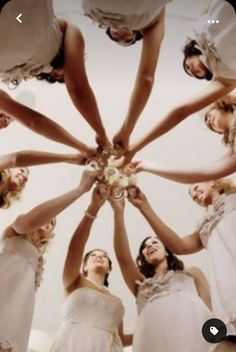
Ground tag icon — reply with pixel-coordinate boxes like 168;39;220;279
210;326;219;336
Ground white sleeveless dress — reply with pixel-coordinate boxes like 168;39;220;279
50;287;124;352
198;192;236;335
81;0;171;30
0;0;62;85
189;0;236;79
0;236;43;352
133;271;214;352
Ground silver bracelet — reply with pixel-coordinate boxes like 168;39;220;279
84;211;97;219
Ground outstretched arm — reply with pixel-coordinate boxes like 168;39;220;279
0;90;94;156
0;150;87;171
128;189;203;255
133;154;236;183
63;187;106;293
119;321;133;347
11;170;96;235
113;10;165;150
62;20;110;148
186;267;211;310
125;78;236;161
109;197;144;296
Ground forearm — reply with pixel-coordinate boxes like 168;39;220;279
114;212;133;264
143;157;236;183
139;203;185;253
68;87;106;137
13;187;85;233
121;76;153;135
132;106;186;153
10;150;81;168
0;94;89;153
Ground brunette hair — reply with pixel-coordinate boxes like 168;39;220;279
183;40;213;81
136;236;184;278
205;95;236;144
82;249;112;287
36;38;65;84
106;27;143;45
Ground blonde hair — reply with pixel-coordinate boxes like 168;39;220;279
0;169;29;209
212;178;236;195
205;95;236;145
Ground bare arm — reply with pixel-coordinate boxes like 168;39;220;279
63;22;109;147
129;190;203;255
63;187;106;292
11;170;96;234
134;154;236;183
0;90;93;155
110;198;144;296
119;321;133;347
113;10;165;148
0;150;86;172
129;78;235;156
186;267;212;310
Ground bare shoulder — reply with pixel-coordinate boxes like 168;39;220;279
185;266;205;280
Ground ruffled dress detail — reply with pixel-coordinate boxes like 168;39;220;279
81;0;172;31
197;192;236;335
133;271;215;352
0;0;62;85
189;0;236;79
0;236;43;352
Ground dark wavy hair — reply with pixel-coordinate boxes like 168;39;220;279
136;236;184;278
106;27;143;46
183;40;213;81
36;37;65;84
82;249;112;287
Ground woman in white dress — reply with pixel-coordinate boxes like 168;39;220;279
81;0;171;151
0;150;86;208
0;170;97;352
123;0;236;164
50;187;132;352
109;195;214;352
124;181;236;342
50;188;132;352
0;0;109;148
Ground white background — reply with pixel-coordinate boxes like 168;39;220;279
0;0;235;340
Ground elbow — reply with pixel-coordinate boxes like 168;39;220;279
171;105;190;124
139;74;155;91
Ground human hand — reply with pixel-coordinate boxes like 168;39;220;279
108;195;125;214
69;153;88;165
95;132;112;150
127;188;149;210
119;146;137;168
90;185;107;210
131;160;156;173
78;170;97;193
112;129;129;157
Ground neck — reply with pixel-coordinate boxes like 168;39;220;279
228;112;236;130
87;272;105;286
210;191;221;205
154;260;168;276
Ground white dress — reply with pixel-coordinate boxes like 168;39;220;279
0;0;62;85
198;192;236;335
81;0;171;31
133;270;214;352
0;236;43;352
50;287;124;352
189;0;236;79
